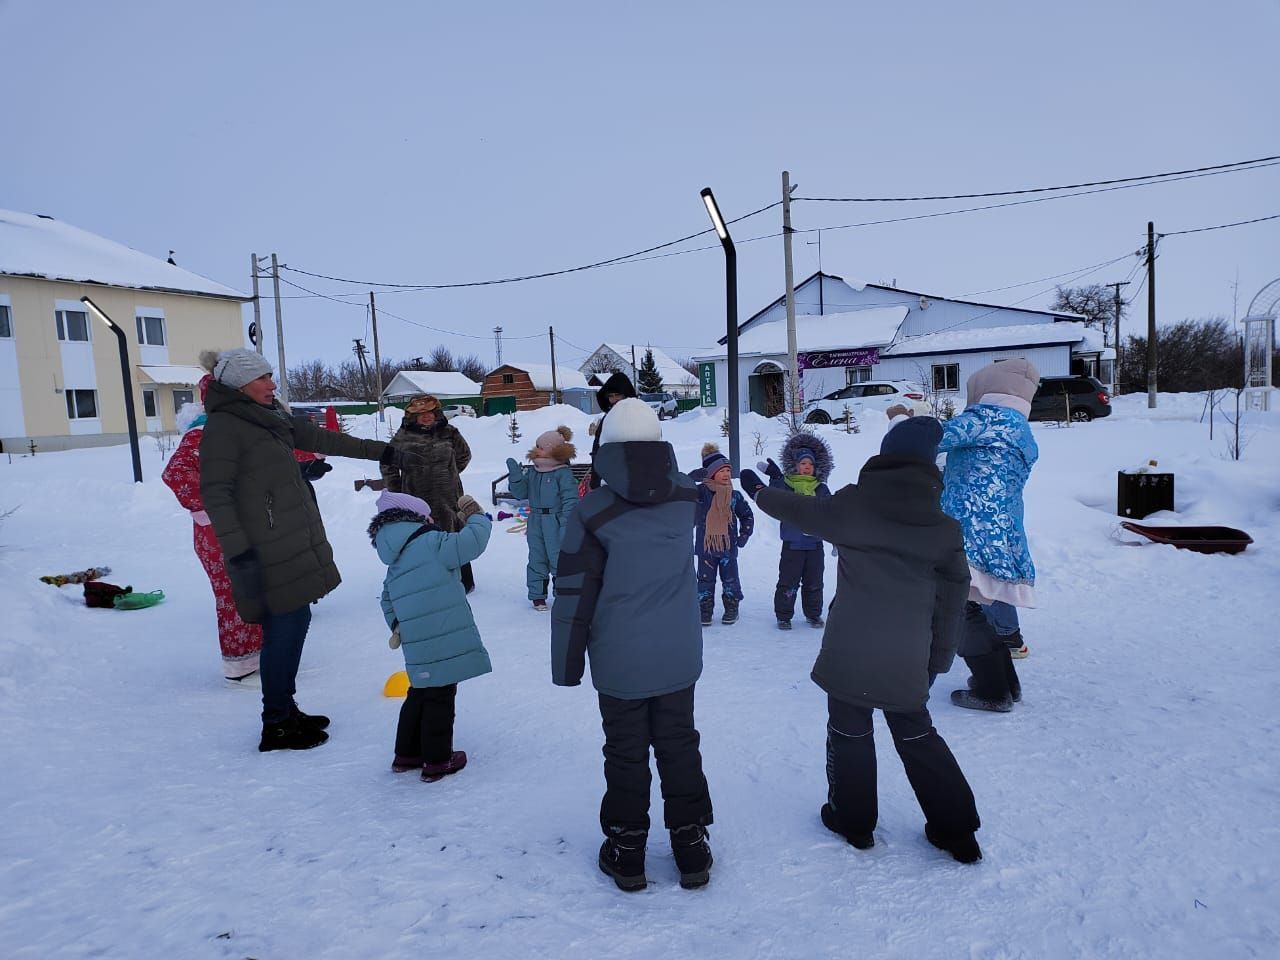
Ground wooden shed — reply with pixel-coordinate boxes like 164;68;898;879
480;363;588;414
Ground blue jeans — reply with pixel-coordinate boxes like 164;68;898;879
983;601;1020;638
260;606;313;724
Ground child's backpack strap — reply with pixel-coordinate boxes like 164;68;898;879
395;524;433;561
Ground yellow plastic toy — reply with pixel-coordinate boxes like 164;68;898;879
382;670;410;698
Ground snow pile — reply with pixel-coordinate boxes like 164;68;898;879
0;400;1277;958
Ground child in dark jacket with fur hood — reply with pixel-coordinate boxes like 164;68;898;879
758;431;833;630
738;417;982;864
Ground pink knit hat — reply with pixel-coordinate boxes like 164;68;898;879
375;490;432;518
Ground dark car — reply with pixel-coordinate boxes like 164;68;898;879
1029;375;1112;422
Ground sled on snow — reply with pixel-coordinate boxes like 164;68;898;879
1119;522;1253;556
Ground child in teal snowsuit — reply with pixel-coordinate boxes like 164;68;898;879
507;426;579;611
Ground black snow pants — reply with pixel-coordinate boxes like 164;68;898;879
773;544;825;621
825;695;979;838
597;684;713;837
395;684;458;763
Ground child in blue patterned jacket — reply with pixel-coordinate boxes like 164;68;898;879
759;430;833;630
691;443;754;627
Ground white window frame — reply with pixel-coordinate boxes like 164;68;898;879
135;312;167;346
845;365;873;385
0;301;12;339
65;388;99;420
56;308;91;343
142;387;158;418
931;363;960;392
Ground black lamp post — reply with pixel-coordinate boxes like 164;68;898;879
80;295;143;483
700;187;740;472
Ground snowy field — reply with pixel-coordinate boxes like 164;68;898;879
1;396;1277;959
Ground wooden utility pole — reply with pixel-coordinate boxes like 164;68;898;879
250;253;264;355
1107;280;1129;393
630;344;637;382
352;338;371;400
782;171;800;416
549;326;559;404
369;291;385;420
271;253;289;406
1146;222;1157;408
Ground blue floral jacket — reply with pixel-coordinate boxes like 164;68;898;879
939;404;1038;586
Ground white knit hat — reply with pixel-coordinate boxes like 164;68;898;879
598;397;662;444
214;348;274;389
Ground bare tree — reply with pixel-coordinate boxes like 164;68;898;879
287;359;331;401
1051;284;1124;339
585;352;622;375
456;353;487;382
426;345;455;372
676;356;699;378
1119;317;1244;394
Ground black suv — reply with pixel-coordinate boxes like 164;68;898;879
1029;375;1112;422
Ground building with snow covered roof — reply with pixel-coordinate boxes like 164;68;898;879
0;209;250;451
380;370;482;402
578;343;699;397
479;363;588;414
692;271;1114;416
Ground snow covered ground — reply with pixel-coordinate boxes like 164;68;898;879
1;396;1277;959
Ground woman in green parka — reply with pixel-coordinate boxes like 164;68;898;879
199;349;414;753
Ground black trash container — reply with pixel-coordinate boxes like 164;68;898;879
1117;471;1175;519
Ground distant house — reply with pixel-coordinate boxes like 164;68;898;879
479;363;589;414
693;271;1110;417
578;343;699;396
0;209;249;451
380;370;482;403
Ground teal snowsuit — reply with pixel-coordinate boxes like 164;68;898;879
507;458;579;601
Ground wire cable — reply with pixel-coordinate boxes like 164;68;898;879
279;200;781;290
795;154;1280;202
1159;213;1280;237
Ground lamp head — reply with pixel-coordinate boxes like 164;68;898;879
79;295;119;332
700;188;729;241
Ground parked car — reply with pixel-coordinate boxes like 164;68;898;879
441;403;477;420
1029;375;1112;422
804;380;930;424
640;391;679;419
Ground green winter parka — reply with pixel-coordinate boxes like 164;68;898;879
199;380;388;621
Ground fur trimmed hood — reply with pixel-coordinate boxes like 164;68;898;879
780;430;834;482
367;507;437;546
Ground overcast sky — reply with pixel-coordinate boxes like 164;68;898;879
3;0;1276;372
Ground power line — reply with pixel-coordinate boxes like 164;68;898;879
278;200;781;290
795;153;1280;202
790;163;1280;236
1159;213;1280;237
956;254;1136;298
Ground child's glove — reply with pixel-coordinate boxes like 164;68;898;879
738;469;765;500
885;403;914;421
389;627;401;650
457;494;483;520
758;458;784;482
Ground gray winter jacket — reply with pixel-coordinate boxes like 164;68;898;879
551;441;702;699
754;455;970;713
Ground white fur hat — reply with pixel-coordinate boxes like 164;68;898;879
598;397;662;445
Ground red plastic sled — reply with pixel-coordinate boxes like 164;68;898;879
1120;522;1253;555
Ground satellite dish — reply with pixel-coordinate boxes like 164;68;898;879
919;296;931;310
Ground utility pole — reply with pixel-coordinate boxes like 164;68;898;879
270;253;289;406
353;338;371;400
1146;222;1157;409
548;326;559;404
493;326;504;368
369;291;385;420
630;344;637;382
1107;280;1129;394
250;253;264;355
782;170;800;416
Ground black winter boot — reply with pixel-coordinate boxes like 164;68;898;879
721;595;739;625
777;619;793;631
951;653;1013;713
968;649;1022;703
291;704;331;731
699;598;714;627
925;822;983;863
599;829;647;891
259;716;328;752
820;803;874;850
670;824;714;889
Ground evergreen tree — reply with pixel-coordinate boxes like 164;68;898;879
508;412;522;444
637;348;663;393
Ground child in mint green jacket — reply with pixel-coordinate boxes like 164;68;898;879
507;426;578;611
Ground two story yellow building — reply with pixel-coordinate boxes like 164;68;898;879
0;210;250;451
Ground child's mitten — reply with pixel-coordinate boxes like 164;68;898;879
457;495;483;520
738;469;765;500
389;627;401;650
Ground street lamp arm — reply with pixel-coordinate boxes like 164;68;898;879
80;295;144;483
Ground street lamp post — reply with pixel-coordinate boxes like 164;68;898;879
700;187;740;472
80;296;143;483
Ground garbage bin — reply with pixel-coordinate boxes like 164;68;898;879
1117;471;1174;519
